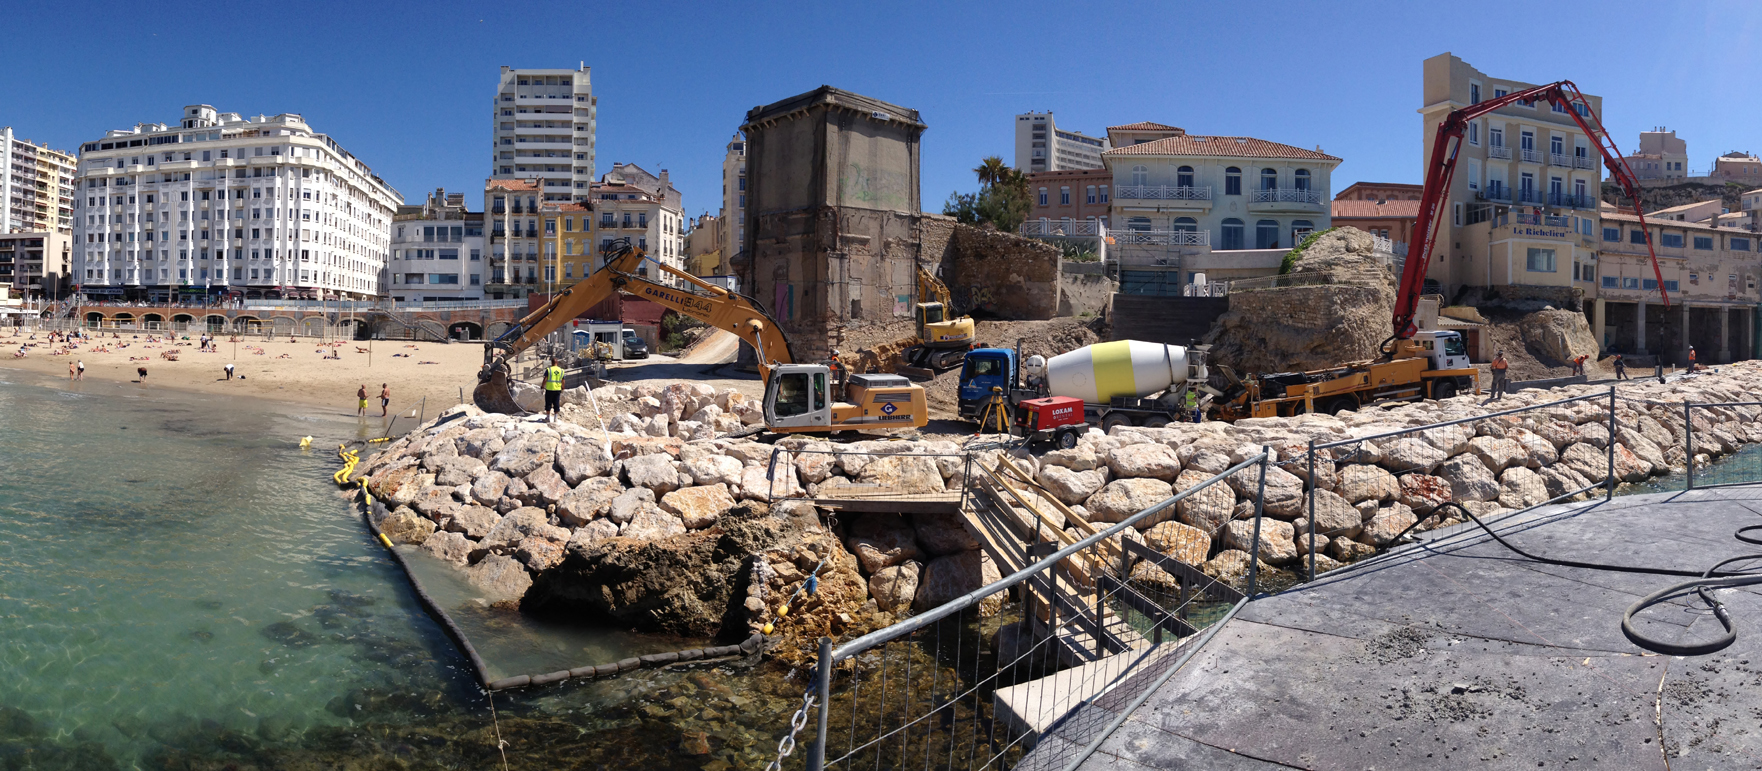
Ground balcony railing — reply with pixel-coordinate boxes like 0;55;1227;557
1479;184;1512;203
1516;188;1545;205
1487;145;1512;160
1520;148;1545;163
1020;220;1101;237
1547;192;1593;209
1514;213;1573;228
1115;229;1210;246
1550;153;1573;167
1573;155;1595;170
1250;188;1323;205
1114;185;1212;201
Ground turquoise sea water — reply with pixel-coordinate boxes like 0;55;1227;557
0;370;805;769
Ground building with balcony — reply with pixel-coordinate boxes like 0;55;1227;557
685;212;722;277
388;189;484;302
1592;212;1759;364
1101;121;1340;291
484;178;544;298
0;231;71;299
1622;128;1690;181
1014;112;1109;172
71;105;398;302
591;163;684;283
1023;167;1113;236
2;127;76;235
1335;181;1423;203
490;65;596;204
1419;53;1606;297
1330;197;1418;255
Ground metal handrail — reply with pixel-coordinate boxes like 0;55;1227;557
1115;185;1212;201
1250;188;1322;205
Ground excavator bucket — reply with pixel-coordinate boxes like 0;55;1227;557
472;364;525;415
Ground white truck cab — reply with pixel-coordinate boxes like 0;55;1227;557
1414;330;1472;372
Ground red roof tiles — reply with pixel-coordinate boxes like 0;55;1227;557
1107;121;1182;132
1331;200;1421;219
1105;135;1340;162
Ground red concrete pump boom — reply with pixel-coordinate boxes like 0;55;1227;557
1397;80;1668;340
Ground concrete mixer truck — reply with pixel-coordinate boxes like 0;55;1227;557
957;340;1210;437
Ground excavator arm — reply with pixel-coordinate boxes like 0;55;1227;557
473;238;794;413
1399;79;1668;340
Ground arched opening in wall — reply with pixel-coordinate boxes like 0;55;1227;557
234;316;261;334
111;313;135;327
450;322;483;340
1177;166;1195;189
1220;218;1245;250
205;315;226;333
1172;217;1198;233
85;312;103;327
486;322;512;340
1260;168;1278;191
142;314;164;330
1291;220;1316;244
271;317;297;337
1294;169;1311;191
300;317;324;337
1255;220;1281;250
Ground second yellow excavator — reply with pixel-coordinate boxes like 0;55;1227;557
899;264;975;377
474;239;928;434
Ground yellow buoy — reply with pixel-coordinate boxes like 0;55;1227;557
776;605;790;618
761;622;774;635
299;436;312;448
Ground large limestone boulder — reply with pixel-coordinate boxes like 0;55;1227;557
556;476;623;526
491;433;558;477
857;455;946;494
660;483;737;529
471;471;510;507
444;504;502;539
1559;443;1609;485
739;463;804;500
623;454;683;496
1508;428;1558;468
1613;443;1652;483
1336;465;1399;505
522;465;571;507
1397;473;1451;514
869;562;921;613
1041;447;1100;472
607;488;656;524
1086;478;1175;526
1223;519;1297;565
1377;437;1446;474
1037;465;1107;506
465;555;532;604
1438;454;1499;503
479;507;570;555
432;456;488;487
380;507;437;545
1357;503;1418;547
1201;227;1395;374
1299;489;1362;541
1225;464;1305;520
914;551;1002;616
621;504;687;540
1497;466;1549;510
1518;309;1599;367
1106;444;1182;481
682;451;744;487
555;441;615;485
419;530;472;565
844;513;921;573
1142;521;1210;566
1616;427;1667;473
911;512;980;556
1465;436;1524;475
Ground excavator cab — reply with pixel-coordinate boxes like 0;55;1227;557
764;365;833;429
763;365;928;433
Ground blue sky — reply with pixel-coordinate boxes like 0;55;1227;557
5;0;1759;215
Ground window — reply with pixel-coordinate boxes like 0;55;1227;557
1489;127;1504;148
1224;167;1241;196
1260;168;1278;191
1601;276;1618;288
1470;83;1481;104
1642;278;1658;290
1098;185;1108;203
1038;188;1048;206
1525;247;1557;273
1694;236;1713;250
1661;233;1684;248
1494;88;1508;99
1059;186;1070;205
1085;186;1096;204
1665;280;1679;292
1294;169;1311;191
1631;229;1647;245
1172;217;1197;232
1550;135;1563;156
1255;219;1280;249
1733;237;1752;252
1468;122;1479;146
1176;166;1194;188
1130;166;1148;186
1220;218;1245;249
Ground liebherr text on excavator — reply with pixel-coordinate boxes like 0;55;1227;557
474;238;928;433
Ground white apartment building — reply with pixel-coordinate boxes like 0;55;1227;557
721;133;745;267
1103;122;1341;292
72;105;399;302
2;127;76;234
592;163;684;281
1015;112;1109;172
388;188;485;302
0;231;71;299
491;66;597;203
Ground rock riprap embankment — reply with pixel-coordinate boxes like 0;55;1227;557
361;365;1762;656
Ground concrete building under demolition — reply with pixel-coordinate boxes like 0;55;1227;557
738;86;926;362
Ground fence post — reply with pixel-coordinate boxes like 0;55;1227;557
1306;439;1317;582
1246;447;1270;597
1685;402;1695;490
809;636;831;771
1606;387;1616;501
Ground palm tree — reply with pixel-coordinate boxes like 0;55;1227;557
972;156;1010;188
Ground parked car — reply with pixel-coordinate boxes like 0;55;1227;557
622;329;649;359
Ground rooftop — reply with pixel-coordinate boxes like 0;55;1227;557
1104;135;1341;162
485;179;541;193
1331;199;1422;218
1106;121;1183;132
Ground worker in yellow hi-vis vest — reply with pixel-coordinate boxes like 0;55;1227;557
543;358;565;419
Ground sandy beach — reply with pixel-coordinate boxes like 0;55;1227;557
0;329;484;419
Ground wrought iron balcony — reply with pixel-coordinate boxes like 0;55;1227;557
1249;188;1323;205
1520;148;1545;163
1516;188;1546;205
1020;220;1101;237
1487;145;1512;160
1115;229;1210;246
1478;184;1512;203
1573;155;1596;170
1550;153;1573;167
1547;192;1593;209
1114;185;1211;202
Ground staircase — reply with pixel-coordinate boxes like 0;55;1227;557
1108;293;1228;346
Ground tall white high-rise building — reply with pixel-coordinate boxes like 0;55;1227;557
72;104;399;302
490;65;597;203
2;126;77;234
721;133;745;267
1014;112;1109;172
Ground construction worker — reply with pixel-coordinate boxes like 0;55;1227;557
1569;354;1588;377
1613;353;1628;381
1185;388;1202;423
1687;346;1698;373
1490;351;1509;400
543;358;565;419
827;349;847;387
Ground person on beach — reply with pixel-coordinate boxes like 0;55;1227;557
224;363;235;380
68;361;75;380
380;384;390;417
76;360;84;381
137;366;147;383
357;384;368;417
1489;351;1508;400
544;359;564;420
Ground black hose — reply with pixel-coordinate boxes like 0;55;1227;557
1395;501;1762;656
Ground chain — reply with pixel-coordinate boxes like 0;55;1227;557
764;684;818;771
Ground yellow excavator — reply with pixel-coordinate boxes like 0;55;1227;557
899;264;976;378
474;238;928;434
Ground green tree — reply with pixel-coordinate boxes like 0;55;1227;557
943;158;1033;233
